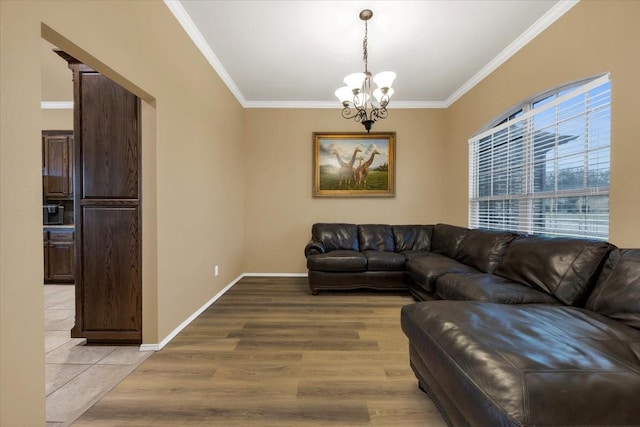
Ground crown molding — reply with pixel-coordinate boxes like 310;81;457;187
41;101;73;109
243;101;339;109
443;0;579;108
392;101;448;109
163;0;247;107
243;100;447;109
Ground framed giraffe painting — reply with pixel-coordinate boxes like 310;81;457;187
312;132;395;197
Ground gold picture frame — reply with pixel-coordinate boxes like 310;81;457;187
312;132;396;197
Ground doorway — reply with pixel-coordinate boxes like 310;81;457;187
41;38;144;343
40;35;156;423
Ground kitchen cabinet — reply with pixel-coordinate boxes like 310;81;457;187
57;51;142;344
43;228;75;283
43;131;74;200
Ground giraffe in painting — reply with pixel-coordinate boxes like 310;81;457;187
354;157;364;189
355;149;381;189
332;147;362;189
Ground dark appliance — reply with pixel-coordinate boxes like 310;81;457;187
43;204;64;225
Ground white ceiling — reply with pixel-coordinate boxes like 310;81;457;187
41;1;579;109
170;0;578;108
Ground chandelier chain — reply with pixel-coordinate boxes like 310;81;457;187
363;19;368;74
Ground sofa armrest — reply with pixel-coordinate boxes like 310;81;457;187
305;239;326;257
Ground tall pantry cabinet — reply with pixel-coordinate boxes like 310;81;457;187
57;51;142;344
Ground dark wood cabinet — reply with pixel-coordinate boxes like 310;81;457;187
43;229;75;283
43;131;74;200
43;232;49;281
81;207;140;334
59;52;142;344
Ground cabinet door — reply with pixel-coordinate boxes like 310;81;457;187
48;231;75;281
43;133;73;199
81;207;139;334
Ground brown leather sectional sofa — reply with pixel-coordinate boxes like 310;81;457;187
305;223;431;294
305;223;640;426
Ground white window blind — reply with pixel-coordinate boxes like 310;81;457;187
468;74;611;239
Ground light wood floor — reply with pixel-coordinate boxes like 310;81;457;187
74;276;447;426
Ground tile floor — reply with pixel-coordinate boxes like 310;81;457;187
44;285;152;427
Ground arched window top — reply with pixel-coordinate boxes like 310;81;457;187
473;74;609;137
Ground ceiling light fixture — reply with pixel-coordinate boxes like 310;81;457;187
335;9;396;133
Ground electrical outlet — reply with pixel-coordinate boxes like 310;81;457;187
214;265;219;276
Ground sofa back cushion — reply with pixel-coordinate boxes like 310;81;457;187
586;249;640;330
358;224;394;251
455;229;519;273
430;224;469;258
393;225;433;252
311;223;359;251
494;236;614;306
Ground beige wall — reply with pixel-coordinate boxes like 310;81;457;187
243;108;448;272
443;0;640;247
41;108;73;130
1;1;245;425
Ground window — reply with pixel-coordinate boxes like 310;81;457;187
468;74;611;239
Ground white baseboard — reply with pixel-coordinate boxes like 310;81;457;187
242;272;307;277
139;272;308;351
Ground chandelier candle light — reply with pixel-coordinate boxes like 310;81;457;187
335;9;396;132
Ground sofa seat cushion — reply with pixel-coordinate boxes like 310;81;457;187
401;301;640;426
363;250;406;271
306;250;366;272
586;249;640;330
436;273;560;304
406;254;478;293
494;236;614;306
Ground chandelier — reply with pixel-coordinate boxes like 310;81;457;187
335;9;396;132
